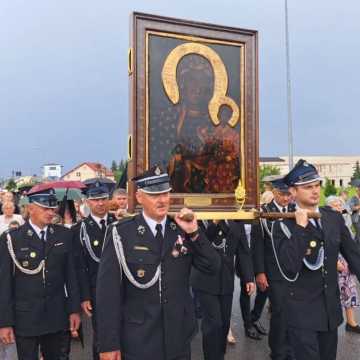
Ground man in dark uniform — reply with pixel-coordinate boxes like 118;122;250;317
96;166;221;360
238;220;268;340
253;176;295;359
191;219;255;360
272;159;360;360
0;187;81;359
72;181;116;360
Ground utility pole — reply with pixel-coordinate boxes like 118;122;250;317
285;0;294;170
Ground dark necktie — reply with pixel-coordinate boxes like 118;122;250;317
40;230;46;244
155;223;164;251
100;219;106;235
282;207;287;213
314;219;322;230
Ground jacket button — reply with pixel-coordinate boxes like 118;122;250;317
290;292;294;296
324;284;328;289
163;299;168;304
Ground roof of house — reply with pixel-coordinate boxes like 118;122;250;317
61;162;114;178
260;157;286;163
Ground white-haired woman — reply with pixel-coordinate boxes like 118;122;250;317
0;201;24;235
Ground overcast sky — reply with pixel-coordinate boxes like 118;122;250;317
1;0;359;178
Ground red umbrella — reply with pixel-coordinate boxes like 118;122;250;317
28;181;86;195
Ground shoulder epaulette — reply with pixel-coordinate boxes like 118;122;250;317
116;216;136;226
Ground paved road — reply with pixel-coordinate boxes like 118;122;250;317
71;281;360;359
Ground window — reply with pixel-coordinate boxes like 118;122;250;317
49;166;57;170
331;179;335;186
340;179;343;187
76;172;81;177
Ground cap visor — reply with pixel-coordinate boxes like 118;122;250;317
32;201;58;209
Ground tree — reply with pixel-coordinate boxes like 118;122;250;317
111;160;118;173
259;165;281;192
323;177;337;198
113;159;128;184
5;178;16;191
352;161;360;181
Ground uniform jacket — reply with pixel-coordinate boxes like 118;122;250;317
0;222;80;336
253;201;295;281
273;206;360;331
96;214;221;360
191;220;254;295
72;213;116;302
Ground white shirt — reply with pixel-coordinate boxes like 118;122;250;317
295;204;321;228
244;224;252;248
91;213;108;229
273;200;288;213
142;211;166;237
29;219;48;241
0;214;24;235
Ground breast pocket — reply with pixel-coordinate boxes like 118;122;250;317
126;251;160;284
15;249;42;271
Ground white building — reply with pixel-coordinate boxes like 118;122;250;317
42;164;62;180
260;156;360;187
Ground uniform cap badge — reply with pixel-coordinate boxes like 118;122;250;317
137;225;146;235
137;269;145;278
155;166;161;176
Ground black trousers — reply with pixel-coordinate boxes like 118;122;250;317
239;280;268;328
268;280;294;360
197;291;233;360
288;327;338;360
16;330;70;360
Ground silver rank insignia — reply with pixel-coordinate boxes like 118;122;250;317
27;229;33;237
155;166;161;176
22;261;29;267
137;225;146;235
137;269;145;278
49;227;54;234
170;222;177;231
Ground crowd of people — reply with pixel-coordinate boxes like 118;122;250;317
0;160;360;360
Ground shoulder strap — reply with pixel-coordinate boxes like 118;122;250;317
112;226;162;296
6;233;45;277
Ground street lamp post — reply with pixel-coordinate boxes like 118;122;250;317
285;0;294;170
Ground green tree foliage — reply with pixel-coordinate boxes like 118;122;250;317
259;165;281;192
352;161;360;180
5;178;16;191
323;177;337;198
112;159;128;183
111;160;118;172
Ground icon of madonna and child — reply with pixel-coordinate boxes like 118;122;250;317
149;53;242;194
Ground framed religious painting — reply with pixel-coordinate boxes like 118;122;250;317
128;12;259;214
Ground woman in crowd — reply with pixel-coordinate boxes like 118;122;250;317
326;196;360;333
0;201;24;234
